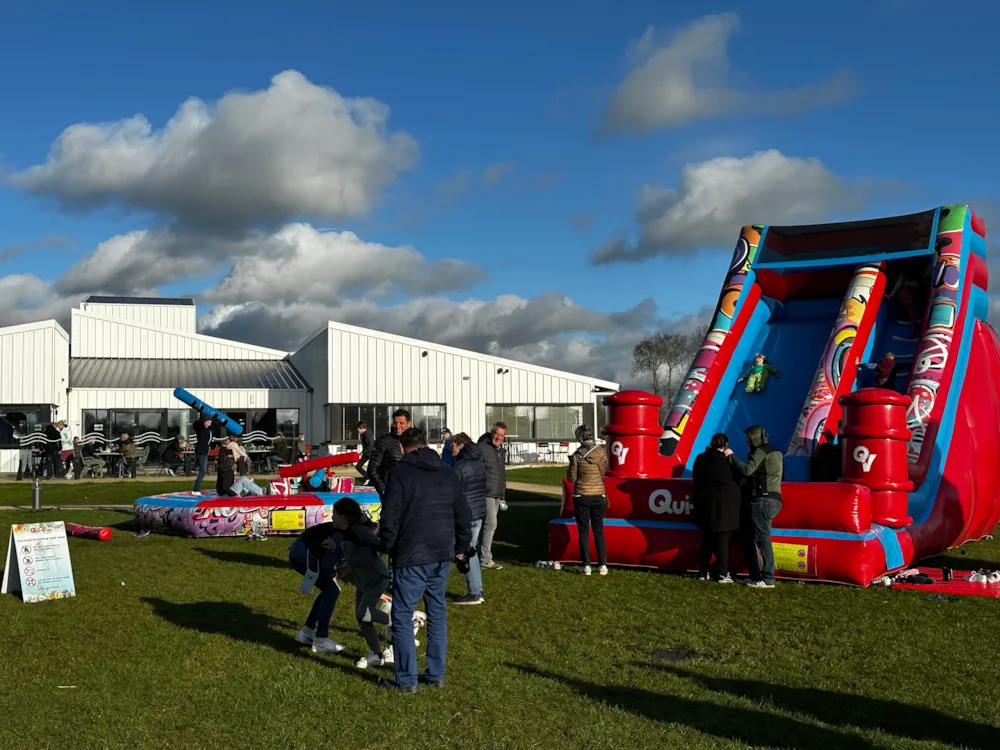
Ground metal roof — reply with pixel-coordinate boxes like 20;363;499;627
70;358;310;390
82;296;195;306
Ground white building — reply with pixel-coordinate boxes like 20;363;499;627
0;297;619;473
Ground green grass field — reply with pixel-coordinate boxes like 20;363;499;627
506;465;567;486
0;498;998;748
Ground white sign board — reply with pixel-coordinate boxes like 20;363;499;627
1;521;77;603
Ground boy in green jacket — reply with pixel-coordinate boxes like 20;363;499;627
737;353;780;393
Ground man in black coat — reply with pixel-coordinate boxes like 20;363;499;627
191;412;213;491
368;408;411;497
477;422;507;570
355;421;374;484
450;433;487;605
378;428;472;693
692;433;743;583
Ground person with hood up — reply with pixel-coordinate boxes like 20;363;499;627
378;427;472;693
737;353;780;393
566;424;610;576
693;433;742;583
449;432;487;604
726;425;783;588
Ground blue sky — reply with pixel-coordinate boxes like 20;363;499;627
1;0;998;382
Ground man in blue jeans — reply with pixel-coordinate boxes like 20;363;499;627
379;427;472;692
449;433;487;604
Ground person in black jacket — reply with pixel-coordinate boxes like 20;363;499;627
378;427;472;692
288;521;346;654
477;422;507;570
693;434;743;583
368;409;411;497
192;413;213;491
450;433;487;605
355;421;374;484
44;422;63;478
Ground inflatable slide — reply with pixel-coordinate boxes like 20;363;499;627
550;205;1000;585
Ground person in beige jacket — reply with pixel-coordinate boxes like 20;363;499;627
566;425;610;576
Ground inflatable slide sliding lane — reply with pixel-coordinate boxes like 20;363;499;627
549;206;1000;585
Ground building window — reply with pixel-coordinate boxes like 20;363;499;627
1;405;51;449
166;410;190;441
276;409;299;439
337;404;447;444
485;405;534;440
82;409;111;442
485;404;586;441
535;405;584;441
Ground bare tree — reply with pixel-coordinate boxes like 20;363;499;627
632;325;711;402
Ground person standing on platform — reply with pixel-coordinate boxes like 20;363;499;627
693;434;742;583
378;427;472;692
355;421;374;484
192;413;213;491
477;422;507;571
727;425;783;589
369;409;411;498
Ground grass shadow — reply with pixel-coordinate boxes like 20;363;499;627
143;598;381;685
493;506;551;565
655;665;1000;748
195;548;288;569
507;664;872;749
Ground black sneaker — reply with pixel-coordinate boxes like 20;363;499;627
454;594;484;606
378;679;418;693
418;674;445;689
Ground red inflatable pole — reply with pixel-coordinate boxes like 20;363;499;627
65;522;113;541
279;452;360;479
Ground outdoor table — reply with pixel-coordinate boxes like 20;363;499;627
98;452;123;478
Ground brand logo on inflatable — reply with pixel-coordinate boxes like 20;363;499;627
853;446;877;473
610;441;629;465
649;489;692;515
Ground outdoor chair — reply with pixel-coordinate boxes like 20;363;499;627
82;457;107;478
135;446;150;476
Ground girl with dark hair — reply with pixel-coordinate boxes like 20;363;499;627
692;433;742;583
289;521;345;654
566;424;610;576
332;497;395;668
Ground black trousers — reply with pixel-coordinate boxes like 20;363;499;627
355;457;370;482
698;530;733;576
574;495;607;566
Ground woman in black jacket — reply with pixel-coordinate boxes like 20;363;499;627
450;433;487;605
692;433;743;583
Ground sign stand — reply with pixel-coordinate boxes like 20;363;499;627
1;521;77;603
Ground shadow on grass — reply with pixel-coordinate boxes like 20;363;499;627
493;506;552;565
195;548;288;569
507;664;871;749
657;666;1000;748
143;598;381;685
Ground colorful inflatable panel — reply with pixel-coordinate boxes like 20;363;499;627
551;206;1000;585
134;485;381;538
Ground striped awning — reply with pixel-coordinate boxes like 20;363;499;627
69;358;310;390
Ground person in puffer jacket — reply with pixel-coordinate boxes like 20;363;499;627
450;433;487;605
566;425;610;576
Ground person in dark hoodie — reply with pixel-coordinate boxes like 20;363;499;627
378;427;472;692
44;421;63;478
332;497;395;669
192;412;213;491
355;421;374;484
368;409;411;497
727;425;783;589
693;433;742;583
440;428;454;468
288;520;346;654
449;432;487;604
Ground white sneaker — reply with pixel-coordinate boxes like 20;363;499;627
381;645;394;664
355;652;383;669
294;626;315;644
718;574;734;584
598;565;608;576
580;565;592;576
746;580;775;589
311;637;345;653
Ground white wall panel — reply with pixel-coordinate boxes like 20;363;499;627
288;330;329;441
0;321;69;410
79;302;197;333
71;310;286;360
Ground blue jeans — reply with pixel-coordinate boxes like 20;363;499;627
289;539;340;638
745;496;782;584
231;476;264;496
193;454;209;491
391;561;450;688
466;519;484;597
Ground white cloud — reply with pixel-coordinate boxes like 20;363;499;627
8;70;419;231
0;274;82;329
592;149;875;264
602;14;858;134
0;235;76;264
204;224;485;305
